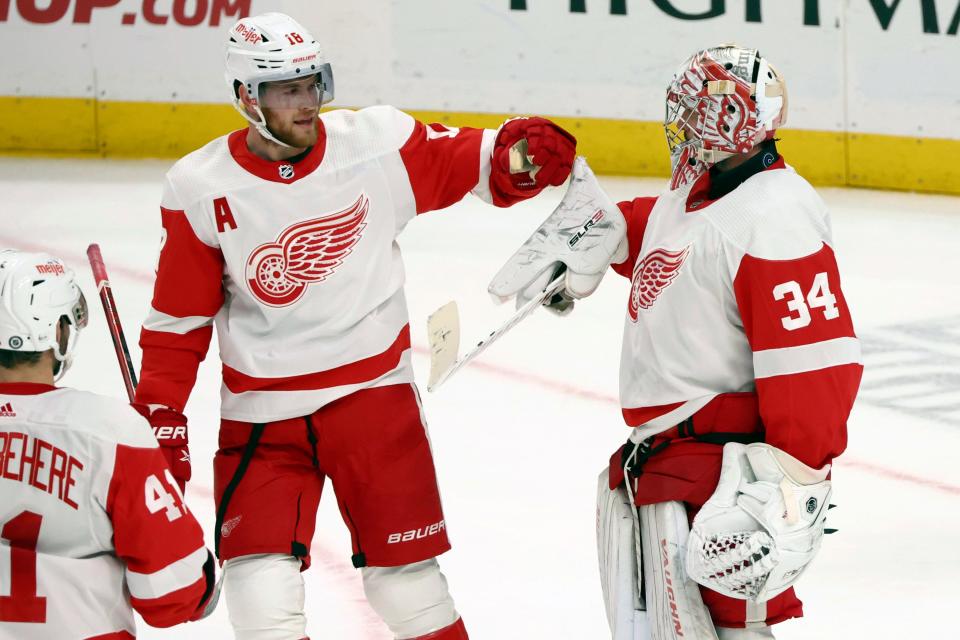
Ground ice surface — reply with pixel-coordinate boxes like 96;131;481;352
1;157;958;639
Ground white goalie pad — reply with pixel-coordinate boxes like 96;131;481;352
640;501;719;640
488;156;627;308
597;468;649;640
686;443;832;602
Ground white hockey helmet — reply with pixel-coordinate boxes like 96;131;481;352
224;12;334;147
664;45;787;190
0;250;88;380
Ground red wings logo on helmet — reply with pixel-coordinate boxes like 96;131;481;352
245;195;369;307
628;246;691;321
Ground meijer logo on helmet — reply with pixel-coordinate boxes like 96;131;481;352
35;262;65;276
234;22;261;43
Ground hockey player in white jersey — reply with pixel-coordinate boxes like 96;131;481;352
133;12;577;640
0;250;217;639
491;46;862;639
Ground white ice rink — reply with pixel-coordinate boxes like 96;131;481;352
2;157;959;639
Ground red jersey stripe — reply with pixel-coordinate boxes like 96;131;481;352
137;325;214;412
154;208;225;318
733;243;855;351
756;363;862;469
130;575;209;628
611;197;658;280
621;400;684;426
400;121;485;214
223;325;412;393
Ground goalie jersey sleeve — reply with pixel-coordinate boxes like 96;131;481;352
717;172;862;469
135;106;551;422
731;236;862;469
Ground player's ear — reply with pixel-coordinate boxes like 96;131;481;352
238;85;258;117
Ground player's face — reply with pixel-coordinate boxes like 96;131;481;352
677;104;700;144
259;76;321;149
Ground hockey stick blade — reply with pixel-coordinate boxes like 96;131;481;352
427;301;461;390
426;272;565;392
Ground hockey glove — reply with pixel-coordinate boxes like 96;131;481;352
686;443;832;602
134;403;191;492
491;117;577;201
489;157;627;315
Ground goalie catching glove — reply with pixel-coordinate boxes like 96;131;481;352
488;157;627;315
686;442;832;603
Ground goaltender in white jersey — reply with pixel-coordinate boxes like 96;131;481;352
491;46;861;640
0;250;217;640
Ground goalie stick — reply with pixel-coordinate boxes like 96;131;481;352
426;270;565;392
86;243;138;402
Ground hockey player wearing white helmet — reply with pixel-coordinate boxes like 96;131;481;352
135;11;577;640
0;250;218;639
491;46;861;639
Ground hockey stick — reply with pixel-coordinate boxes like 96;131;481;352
426;270;565;392
87;244;138;402
86;244;228;608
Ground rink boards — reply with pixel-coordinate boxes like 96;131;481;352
1;1;959;195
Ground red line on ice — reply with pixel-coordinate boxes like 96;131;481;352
5;236;958;498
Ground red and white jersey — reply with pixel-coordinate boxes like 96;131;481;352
0;383;210;639
612;159;862;468
137;106;512;422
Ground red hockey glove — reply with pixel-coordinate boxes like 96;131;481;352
492;117;577;199
134;404;191;492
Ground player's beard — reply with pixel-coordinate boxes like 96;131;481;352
263;107;319;149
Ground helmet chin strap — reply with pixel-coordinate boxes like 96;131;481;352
51;320;78;382
231;99;297;149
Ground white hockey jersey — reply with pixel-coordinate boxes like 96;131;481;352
0;383;210;639
611;156;862;468
137;106;520;423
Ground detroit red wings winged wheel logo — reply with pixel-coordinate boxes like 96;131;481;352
245;195;369;307
628;246;691;321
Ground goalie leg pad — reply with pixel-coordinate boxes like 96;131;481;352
361;558;460;639
596;467;649;639
224;553;306;640
639;501;719;640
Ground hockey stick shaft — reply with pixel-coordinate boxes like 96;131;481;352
87;244;138;402
428;271;566;391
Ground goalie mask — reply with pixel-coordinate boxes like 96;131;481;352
665;45;787;190
225;12;335;148
0;250;88;381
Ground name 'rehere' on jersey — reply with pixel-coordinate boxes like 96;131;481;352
0;385;209;639
136;106;514;423
611;162;862;469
